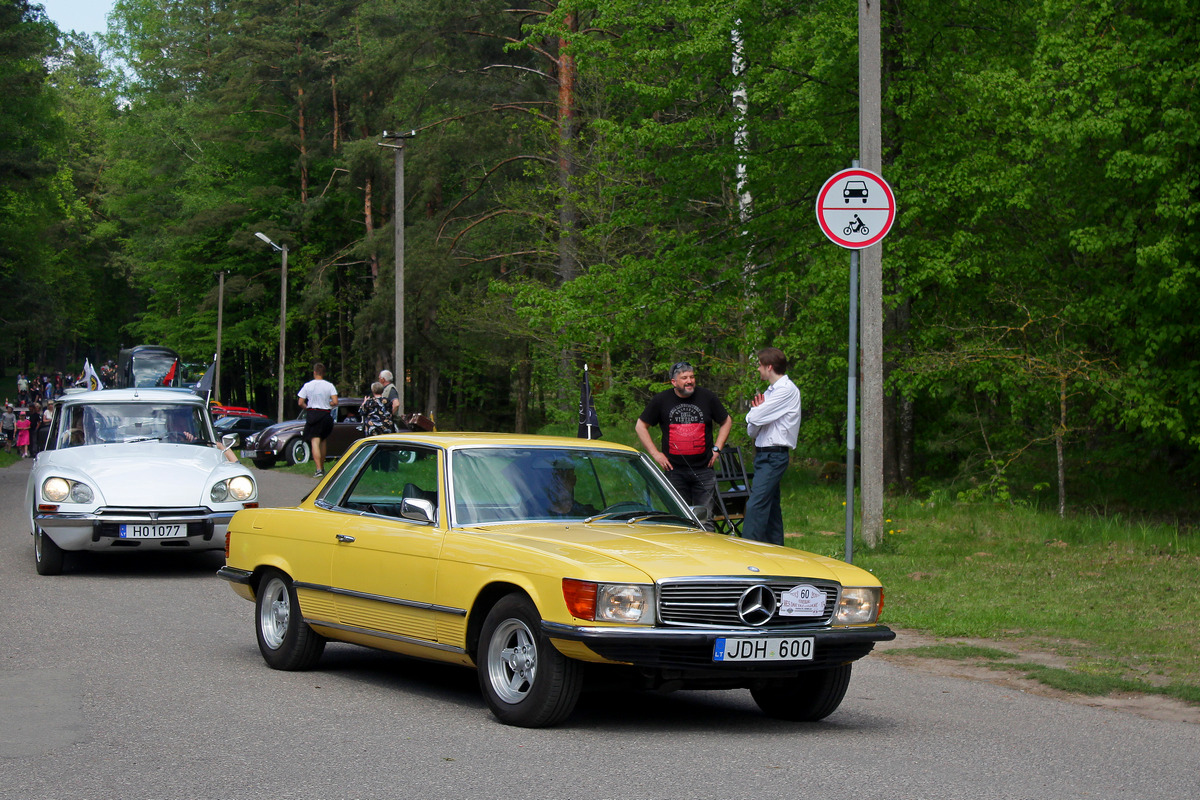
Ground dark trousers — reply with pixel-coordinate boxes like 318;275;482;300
742;449;790;545
665;465;718;527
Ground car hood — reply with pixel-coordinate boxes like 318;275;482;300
468;522;876;585
45;444;243;506
255;421;302;440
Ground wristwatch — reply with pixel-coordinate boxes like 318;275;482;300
712;446;721;453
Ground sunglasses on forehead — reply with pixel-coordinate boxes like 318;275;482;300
670;362;694;379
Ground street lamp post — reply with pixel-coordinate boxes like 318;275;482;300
255;232;288;423
215;270;224;403
379;129;416;417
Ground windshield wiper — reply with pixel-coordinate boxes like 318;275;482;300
583;511;634;524
627;513;701;527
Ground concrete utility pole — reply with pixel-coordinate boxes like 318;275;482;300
380;130;416;417
859;0;884;546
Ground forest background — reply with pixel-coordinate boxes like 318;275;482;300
2;0;1197;516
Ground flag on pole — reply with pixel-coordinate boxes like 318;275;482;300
82;359;104;391
194;359;216;404
160;358;179;386
577;364;602;440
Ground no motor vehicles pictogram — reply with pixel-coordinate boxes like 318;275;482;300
815;168;896;249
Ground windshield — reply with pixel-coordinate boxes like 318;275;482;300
451;447;694;525
56;403;211;448
130;353;181;387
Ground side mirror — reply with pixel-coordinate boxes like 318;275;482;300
690;505;711;522
221;433;239;449
401;497;436;524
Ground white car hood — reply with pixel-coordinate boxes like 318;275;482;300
47;443;236;507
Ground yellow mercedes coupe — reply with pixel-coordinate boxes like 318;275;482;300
218;433;893;727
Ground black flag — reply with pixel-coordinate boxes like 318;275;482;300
577;364;602;439
193;358;216;405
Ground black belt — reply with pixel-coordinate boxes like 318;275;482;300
756;445;789;452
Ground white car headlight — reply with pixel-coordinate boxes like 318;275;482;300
42;477;93;504
833;587;883;625
211;476;256;503
227;475;255;502
563;579;656;624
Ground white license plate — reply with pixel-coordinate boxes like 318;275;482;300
239;450;257;459
713;636;814;662
119;524;185;539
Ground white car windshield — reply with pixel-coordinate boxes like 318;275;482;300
452;447;694;525
57;403;210;448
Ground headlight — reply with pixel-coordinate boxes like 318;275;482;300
42;477;93;504
833;587;883;625
562;579;655;624
227;475;255;501
211;476;256;503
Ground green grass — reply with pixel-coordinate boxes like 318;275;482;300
779;467;1199;705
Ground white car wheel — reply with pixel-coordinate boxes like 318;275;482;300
285;438;311;466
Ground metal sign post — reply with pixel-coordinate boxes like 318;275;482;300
816;165;896;562
846;248;859;563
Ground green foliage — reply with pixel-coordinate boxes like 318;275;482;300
0;0;1196;498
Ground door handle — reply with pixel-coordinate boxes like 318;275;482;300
336;534;356;543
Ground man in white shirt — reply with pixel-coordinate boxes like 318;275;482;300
742;347;801;545
297;362;338;478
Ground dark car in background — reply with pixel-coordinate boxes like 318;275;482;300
115;345;184;388
214;414;273;448
240;398;365;469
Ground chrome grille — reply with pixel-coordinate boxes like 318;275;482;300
658;578;840;628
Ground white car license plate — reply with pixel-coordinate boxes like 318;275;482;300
119;524;184;539
713;636;814;662
239;450;256;459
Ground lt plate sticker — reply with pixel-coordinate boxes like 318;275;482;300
780;584;826;617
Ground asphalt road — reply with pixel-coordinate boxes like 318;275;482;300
2;458;1197;799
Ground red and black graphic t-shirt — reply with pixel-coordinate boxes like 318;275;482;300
639;388;730;469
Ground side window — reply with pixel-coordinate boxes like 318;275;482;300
47;406;64;450
59;406;89;448
318;444;375;503
332;446;440;521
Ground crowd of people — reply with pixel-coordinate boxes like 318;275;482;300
4;366;107;458
2;393;55;458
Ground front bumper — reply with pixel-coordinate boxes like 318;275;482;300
542;620;895;673
35;508;234;552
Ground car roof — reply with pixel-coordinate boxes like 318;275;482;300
58;388;205;407
366;431;639;454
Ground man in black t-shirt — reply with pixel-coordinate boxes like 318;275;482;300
635;361;732;527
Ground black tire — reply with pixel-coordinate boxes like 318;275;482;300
751;664;852;721
477;594;583;727
255;569;325;670
285;438;311;466
33;526;65;576
252;458;275;470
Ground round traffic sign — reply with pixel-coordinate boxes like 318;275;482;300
815;168;896;249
